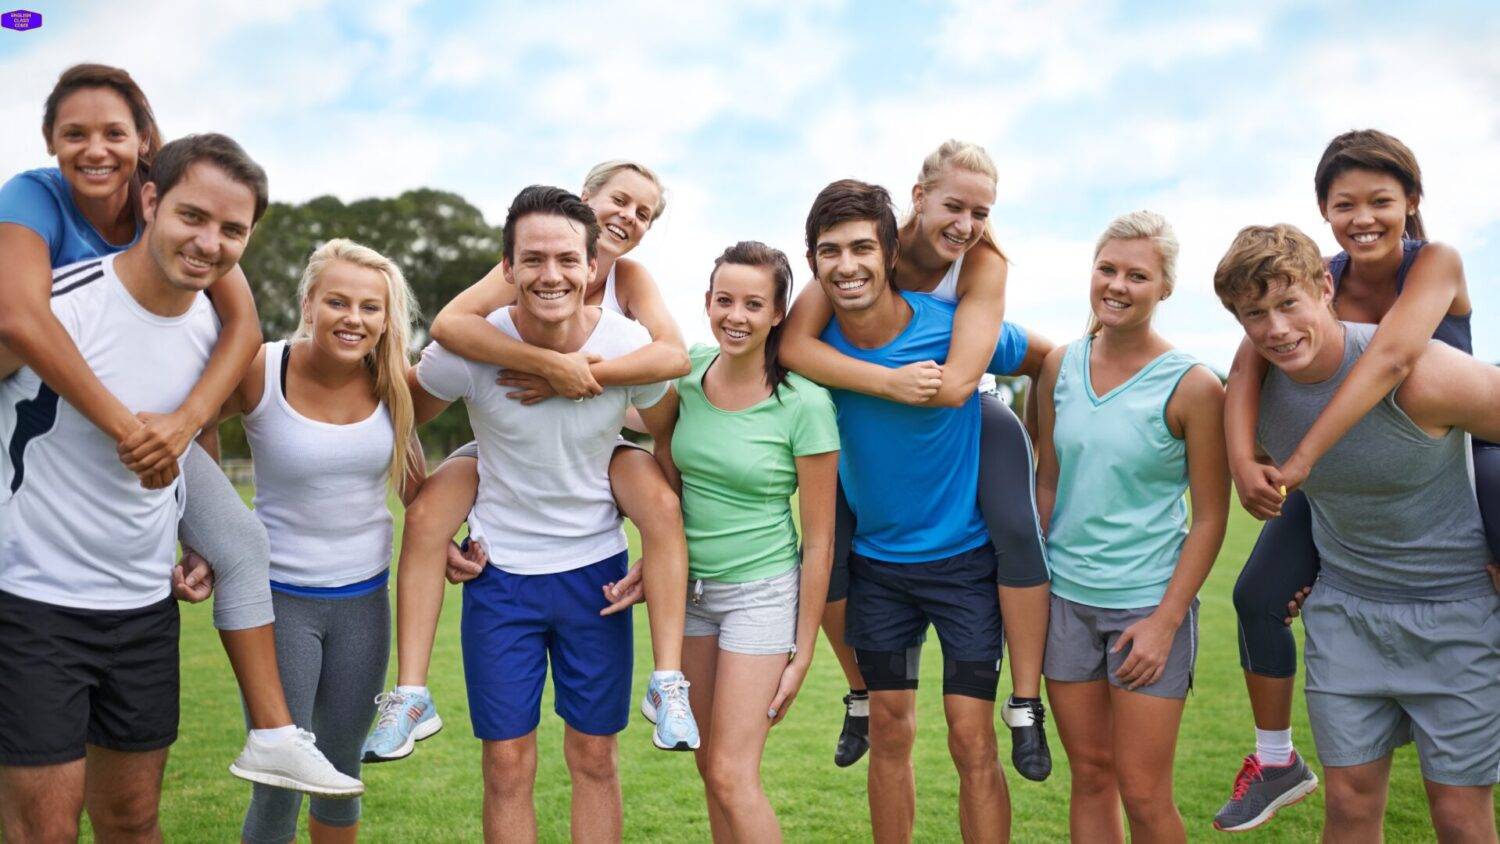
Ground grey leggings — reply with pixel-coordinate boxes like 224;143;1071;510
179;442;274;630
833;394;1051;587
242;585;391;843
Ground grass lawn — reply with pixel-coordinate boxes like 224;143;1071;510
132;496;1487;842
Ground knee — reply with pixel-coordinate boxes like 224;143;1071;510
1117;774;1175;822
1067;751;1117;796
1231;568;1279;621
8;814;80;842
483;744;537;795
564;737;618;785
946;727;998;779
93;797;159;837
1427;789;1490;840
703;753;757;809
869;702;916;759
1322;776;1382;826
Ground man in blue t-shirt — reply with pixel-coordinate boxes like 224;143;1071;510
804;179;1021;842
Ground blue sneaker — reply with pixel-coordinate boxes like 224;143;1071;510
640;671;699;751
362;689;443;763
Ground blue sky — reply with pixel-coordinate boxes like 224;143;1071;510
3;0;1495;367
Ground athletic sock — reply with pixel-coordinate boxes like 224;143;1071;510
1254;728;1294;766
651;670;683;683
250;725;298;745
396;685;429;697
1007;695;1041;707
845;690;869;718
849;688;868;698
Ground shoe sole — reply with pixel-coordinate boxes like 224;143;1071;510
1213;772;1319;833
228;763;364;798
361;715;445;764
640;698;698;751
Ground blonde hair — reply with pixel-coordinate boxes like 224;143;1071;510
582;159;667;221
1213;224;1326;315
1086;210;1179;335
905;139;1007;260
293;238;421;488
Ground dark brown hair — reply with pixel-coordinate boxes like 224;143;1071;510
804;179;899;273
150;133;269;224
708;240;794;398
503;185;601;264
43;64;162;192
1314;129;1426;240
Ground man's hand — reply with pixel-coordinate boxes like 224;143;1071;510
445;538;487;584
1487;563;1500;596
600;563;645;616
119;410;197;476
542;351;604;400
882;361;942;405
172;550;214;603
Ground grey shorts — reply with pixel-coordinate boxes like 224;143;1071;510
447;437;647;464
1302;582;1500;786
1042;594;1198;699
683;566;800;655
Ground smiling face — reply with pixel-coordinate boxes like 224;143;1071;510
706;262;782;359
1229;273;1338;377
141;162;256;293
811;219;891;314
47;86;146;203
303;259;389;365
503;212;597;325
1322;167;1415;264
583;169;660;263
912;165;996;262
1089;238;1169;332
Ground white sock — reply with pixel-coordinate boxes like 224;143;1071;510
651;670;682;682
846;696;870;718
1255;728;1294;766
396;685;429;696
250;725;298;745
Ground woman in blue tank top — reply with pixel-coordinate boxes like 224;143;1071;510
1034;211;1228;843
1217;129;1497;831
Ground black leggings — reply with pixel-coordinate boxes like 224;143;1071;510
1234;439;1500;678
830;394;1051;599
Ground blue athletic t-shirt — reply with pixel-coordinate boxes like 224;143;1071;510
0;168;138;266
820;291;1028;563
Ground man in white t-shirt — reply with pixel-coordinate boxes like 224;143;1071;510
409;185;675;842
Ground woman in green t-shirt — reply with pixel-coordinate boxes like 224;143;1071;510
653;241;839;842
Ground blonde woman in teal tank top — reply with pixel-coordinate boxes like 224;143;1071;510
1033;212;1230;843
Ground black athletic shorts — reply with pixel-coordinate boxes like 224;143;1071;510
845;544;1003;661
0;589;180;766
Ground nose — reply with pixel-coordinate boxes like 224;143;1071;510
1352;204;1377;227
834;249;859;277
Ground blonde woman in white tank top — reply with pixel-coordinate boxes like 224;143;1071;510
201;240;422;841
365;161;701;758
780;141;1059;779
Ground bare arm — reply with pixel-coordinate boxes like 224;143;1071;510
0;223;140;441
769;448;839;723
1013;329;1055;444
778;281;940;403
407;368;454;426
1224;336;1283;519
1283;244;1467;486
589;260;690;386
925;246;1007;408
1032;345;1065;535
398;433;428;508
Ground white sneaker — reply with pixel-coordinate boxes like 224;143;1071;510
229;728;364;798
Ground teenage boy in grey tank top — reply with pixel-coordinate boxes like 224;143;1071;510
1215;223;1499;844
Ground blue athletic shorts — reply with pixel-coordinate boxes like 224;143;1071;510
460;551;633;741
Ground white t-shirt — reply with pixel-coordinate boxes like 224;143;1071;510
0;255;219;609
415;306;666;574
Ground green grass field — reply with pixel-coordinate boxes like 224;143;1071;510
134;498;1486;842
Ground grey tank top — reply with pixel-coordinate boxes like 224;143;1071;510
1257;322;1492;601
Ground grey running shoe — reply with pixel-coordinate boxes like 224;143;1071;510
1213;752;1318;832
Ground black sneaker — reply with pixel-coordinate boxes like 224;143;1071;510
1002;696;1051;782
835;692;869;768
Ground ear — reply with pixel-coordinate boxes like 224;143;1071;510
806;250;817;276
911;183;924;214
1319;270;1335;306
703;289;712;313
586;255;599;283
771;307;785;329
139;182;160;224
501;258;515;287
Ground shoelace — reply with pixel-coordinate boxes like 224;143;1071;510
372;691;409;730
1230;754;1265;801
659;677;693;720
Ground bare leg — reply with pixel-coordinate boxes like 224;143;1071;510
309;817;359;844
395;456;477;686
563;728;622;843
1244;673;1295;731
1047;678;1123;844
609;447;686;672
868;689;917;844
684;636;730;841
943;694;1009;843
998;585;1048;699
82;746;169;843
703;652;788;843
1322;757;1393;844
222;626;293;729
1109;685;1186;844
0;760;86;842
820;598;865;689
482;734;539;844
1423;781;1496;844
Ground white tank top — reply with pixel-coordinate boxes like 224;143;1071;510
600;264;625;316
242;341;395;587
920;252;999;394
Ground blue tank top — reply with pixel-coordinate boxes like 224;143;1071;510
0;168;138;267
1047;337;1200;609
1328;239;1472;353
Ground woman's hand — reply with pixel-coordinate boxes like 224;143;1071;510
882;361;943;405
768;655;811;725
1282;585;1313;625
119;410;197;478
445;538;487;584
542;351;604;400
1112;611;1181;691
172;550;215;603
1231;457;1284;520
600;563;645;616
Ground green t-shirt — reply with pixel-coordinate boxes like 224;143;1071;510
673;344;840;582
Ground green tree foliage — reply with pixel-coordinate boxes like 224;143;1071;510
226;189;505;457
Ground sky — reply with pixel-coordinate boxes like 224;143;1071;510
2;0;1496;369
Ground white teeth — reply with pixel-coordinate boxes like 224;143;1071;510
1352;232;1381;244
534;289;566;300
1272;340;1299;353
80;166;115;176
606;224;627;240
1103;298;1129;310
836;279;866;290
723;328;749;340
335;331;362;342
181;254;210;269
942;232;967;245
